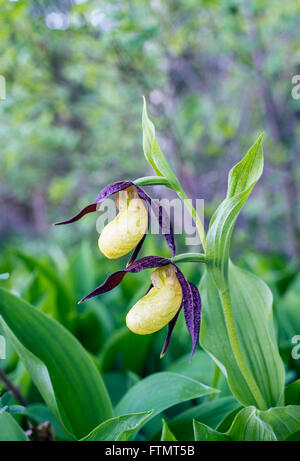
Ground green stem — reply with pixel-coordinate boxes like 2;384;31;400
177;189;206;251
208;363;221;401
171;253;206;264
134;176;171;188
220;289;267;410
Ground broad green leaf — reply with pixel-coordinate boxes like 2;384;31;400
167;396;239;441
201;135;284;410
258;406;300;440
115;372;217;424
0;412;29;441
285;379;300;405
228;407;276;441
200;263;285;409
193;420;230;441
99;326;153;375
81;411;153;441
0;288;112;440
142;98;180;190
161;419;177;441
14;251;73;326
278;273;300;346
206;134;264;293
195;405;300;441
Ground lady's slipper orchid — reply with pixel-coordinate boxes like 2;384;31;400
55;181;175;263
126;264;182;335
98;186;148;259
78;256;201;359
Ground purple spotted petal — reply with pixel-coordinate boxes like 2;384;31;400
176;269;201;360
134;185;176;258
54;181;133;225
160;309;181;358
55;180;175;257
80;256;170;303
189;282;202;359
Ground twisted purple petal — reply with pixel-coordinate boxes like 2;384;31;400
55;180;175;257
134;185;176;257
175;268;201;360
189;282;202;359
80;256;170;303
160;309;181;358
54;181;133;225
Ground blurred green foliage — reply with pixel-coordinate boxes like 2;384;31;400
0;0;299;441
0;0;299;262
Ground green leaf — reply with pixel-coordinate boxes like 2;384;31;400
81;411;153;441
0;288;112;440
228;407;277;441
200;263;285;409
142;98;180;190
194;405;300;441
0;412;29;441
115;372;217;425
161;419;177;441
278;273;300;345
14;251;73;326
201;136;285;410
99;326;153;375
167;396;239;441
193;420;230;441
285;380;300;405
206;134;264;292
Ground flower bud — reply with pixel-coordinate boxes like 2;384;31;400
126;264;182;335
98;186;148;259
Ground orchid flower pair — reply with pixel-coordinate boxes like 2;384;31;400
56;180;202;359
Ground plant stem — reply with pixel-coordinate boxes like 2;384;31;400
0;368;28;407
134;176;172;188
177;189;206;251
220;290;267;410
172;253;206;264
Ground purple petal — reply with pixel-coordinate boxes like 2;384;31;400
160;309;181;358
189;282;202;359
126;256;170;273
54;181;133;226
135;185;175;257
80;256;171;303
55;180;176;258
54;204;97;225
79;270;127;303
176;269;201;360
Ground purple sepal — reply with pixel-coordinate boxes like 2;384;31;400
176;269;201;360
54;203;97;225
55;180;176;257
160;309;181;358
79;256;170;303
134;185;176;258
189;283;202;360
54;181;133;226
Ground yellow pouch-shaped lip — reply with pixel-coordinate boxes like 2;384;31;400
98;186;148;259
126;264;182;335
